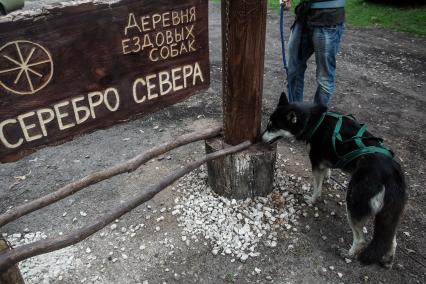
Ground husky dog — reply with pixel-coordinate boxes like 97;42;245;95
262;92;407;268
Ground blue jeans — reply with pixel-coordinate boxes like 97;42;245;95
287;22;344;106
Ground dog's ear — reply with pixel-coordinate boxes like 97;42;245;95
278;92;289;106
286;111;297;124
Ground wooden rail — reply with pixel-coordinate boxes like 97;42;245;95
0;134;251;272
0;127;222;228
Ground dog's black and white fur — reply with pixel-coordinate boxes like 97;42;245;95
262;92;407;268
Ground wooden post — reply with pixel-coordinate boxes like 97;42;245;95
221;0;268;145
206;0;276;199
0;238;25;284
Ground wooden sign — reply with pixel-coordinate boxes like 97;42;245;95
0;0;209;162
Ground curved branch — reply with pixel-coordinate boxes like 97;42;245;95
0;126;222;227
0;140;251;273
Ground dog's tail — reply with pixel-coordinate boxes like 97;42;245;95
358;180;407;268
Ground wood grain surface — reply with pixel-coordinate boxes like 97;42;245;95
0;0;210;162
221;0;267;145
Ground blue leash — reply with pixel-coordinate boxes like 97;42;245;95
279;4;291;98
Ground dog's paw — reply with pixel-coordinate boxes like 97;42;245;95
348;243;366;258
380;258;394;270
325;169;332;184
337;248;351;259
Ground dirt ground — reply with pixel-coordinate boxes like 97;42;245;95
1;1;426;284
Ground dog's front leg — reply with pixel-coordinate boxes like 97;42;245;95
307;168;328;204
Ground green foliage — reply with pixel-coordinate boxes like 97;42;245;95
224;273;235;283
267;0;426;35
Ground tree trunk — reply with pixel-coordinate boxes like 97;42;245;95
206;137;276;199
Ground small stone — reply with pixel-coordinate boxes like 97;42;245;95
329;266;335;271
122;254;128;260
12;233;22;239
345;258;352;264
265;276;273;281
85;247;91;254
254;267;261;274
337;272;343;278
110;224;117;230
62;212;67;217
80;211;87;217
314;213;319;218
240;254;249;262
155;226;160;232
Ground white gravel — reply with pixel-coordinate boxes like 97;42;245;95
5;231;79;284
174;158;309;262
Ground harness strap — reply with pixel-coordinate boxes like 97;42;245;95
306;112;393;168
331;114;343;155
336;146;394;168
305;112;326;140
353;124;367;148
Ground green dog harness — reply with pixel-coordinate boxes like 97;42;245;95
306;112;394;168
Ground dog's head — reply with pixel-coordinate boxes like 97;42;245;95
262;92;326;143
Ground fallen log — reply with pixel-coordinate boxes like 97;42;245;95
0;127;222;228
0;140;251;273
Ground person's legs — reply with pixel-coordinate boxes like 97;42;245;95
312;24;344;106
287;22;314;102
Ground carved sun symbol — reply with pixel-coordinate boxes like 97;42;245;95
0;40;54;95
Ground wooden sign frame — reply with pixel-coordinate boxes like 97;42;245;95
0;0;210;162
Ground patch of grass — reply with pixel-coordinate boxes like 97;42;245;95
267;0;426;35
224;273;235;283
